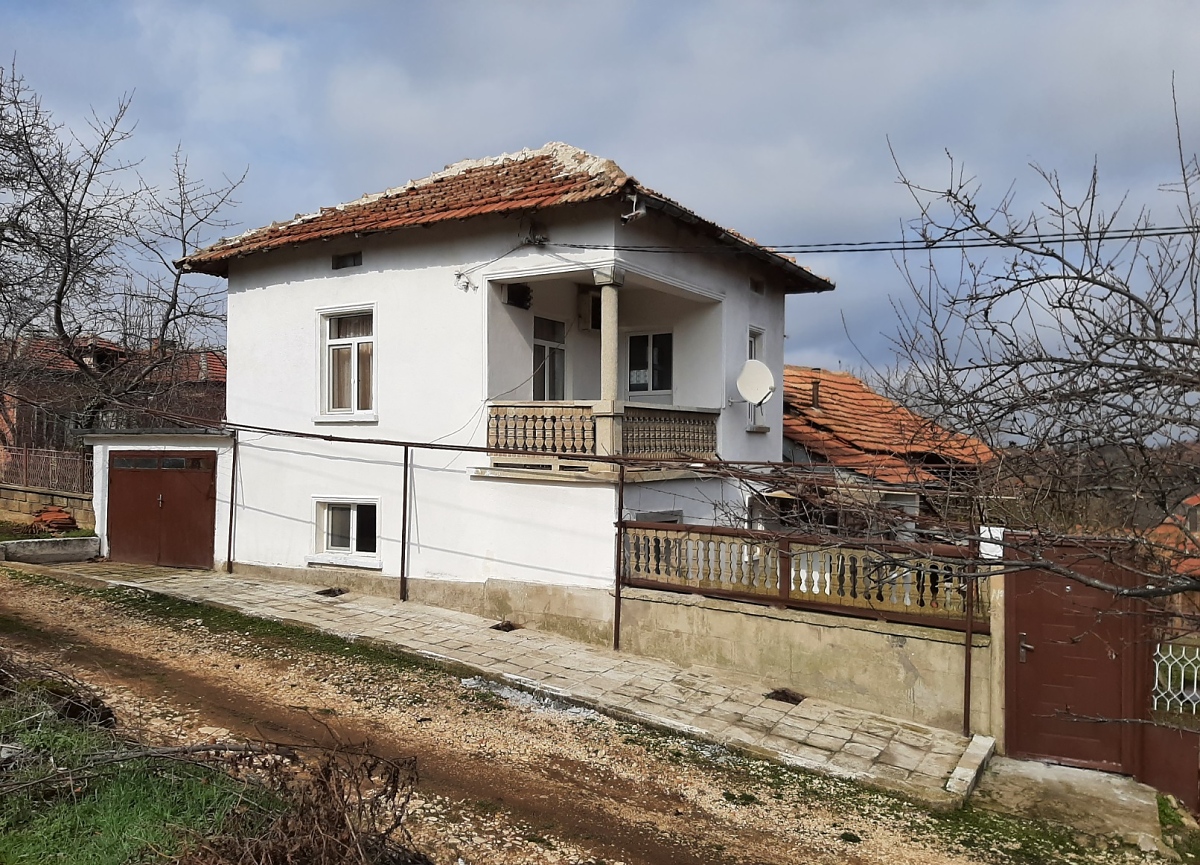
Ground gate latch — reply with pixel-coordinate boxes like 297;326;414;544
1018;632;1035;663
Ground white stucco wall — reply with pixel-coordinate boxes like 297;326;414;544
230;434;616;589
219;202;812;588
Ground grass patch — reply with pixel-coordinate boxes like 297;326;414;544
101;586;441;676
617;722;1125;864
0;674;262;864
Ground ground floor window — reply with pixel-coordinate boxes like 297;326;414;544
310;498;380;567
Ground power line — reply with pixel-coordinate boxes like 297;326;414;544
546;223;1200;256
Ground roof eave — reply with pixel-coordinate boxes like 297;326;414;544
635;189;835;295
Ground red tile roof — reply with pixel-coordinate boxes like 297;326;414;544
180;142;833;293
10;337;224;384
782;366;992;486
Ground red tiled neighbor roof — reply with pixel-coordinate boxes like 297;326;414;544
11;337;225;384
180;142;834;293
782;366;992;486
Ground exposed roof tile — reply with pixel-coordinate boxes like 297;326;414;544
782;366;992;485
180;142;833;293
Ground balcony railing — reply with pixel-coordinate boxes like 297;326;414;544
622;521;987;631
487;403;597;457
486;402;719;467
622;406;718;459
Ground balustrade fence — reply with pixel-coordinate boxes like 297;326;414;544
622;521;987;631
486;402;719;463
0;446;93;495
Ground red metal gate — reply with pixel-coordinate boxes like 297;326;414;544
1006;564;1140;771
1007;547;1200;809
107;451;217;569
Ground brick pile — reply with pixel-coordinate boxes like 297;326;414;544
30;506;77;533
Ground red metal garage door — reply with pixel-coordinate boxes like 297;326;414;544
107;451;217;569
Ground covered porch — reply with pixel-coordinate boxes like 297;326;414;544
485;267;723;468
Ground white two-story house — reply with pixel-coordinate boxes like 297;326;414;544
89;143;834;642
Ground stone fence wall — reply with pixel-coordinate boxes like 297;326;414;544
0;482;95;529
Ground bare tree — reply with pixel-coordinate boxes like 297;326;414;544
0;63;241;445
885;96;1200;606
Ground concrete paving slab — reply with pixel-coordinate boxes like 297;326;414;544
974;756;1168;855
16;561;989;810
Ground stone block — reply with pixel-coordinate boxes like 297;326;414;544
1;536;99;564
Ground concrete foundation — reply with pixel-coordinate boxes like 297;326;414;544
616;587;995;735
0;536;100;564
230;565;617;648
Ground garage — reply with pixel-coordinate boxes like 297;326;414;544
88;434;233;571
107;451;217;568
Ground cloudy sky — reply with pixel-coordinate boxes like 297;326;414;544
5;0;1200;371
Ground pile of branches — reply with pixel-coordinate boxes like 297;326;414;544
175;745;430;865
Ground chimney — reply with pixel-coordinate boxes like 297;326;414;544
811;372;821;409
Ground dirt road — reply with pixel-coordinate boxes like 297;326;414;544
0;569;1056;865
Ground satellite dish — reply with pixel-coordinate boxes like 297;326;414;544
736;359;776;406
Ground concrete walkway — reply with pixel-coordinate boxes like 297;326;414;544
20;561;995;809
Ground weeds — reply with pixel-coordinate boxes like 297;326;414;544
0;651;258;865
0;648;433;864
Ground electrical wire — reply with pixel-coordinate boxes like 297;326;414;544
545;222;1200;256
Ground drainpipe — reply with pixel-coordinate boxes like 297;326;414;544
400;445;411;601
224;430;239;574
613;462;626;651
963;569;975;737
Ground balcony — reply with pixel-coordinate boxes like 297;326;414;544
486;401;719;471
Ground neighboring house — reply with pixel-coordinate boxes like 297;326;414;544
89;142;834;635
761;366;992;536
0;335;226;450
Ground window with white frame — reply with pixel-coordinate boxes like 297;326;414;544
748;328;764;425
312;499;379;566
628;332;672;394
533;317;565;401
323;310;374;415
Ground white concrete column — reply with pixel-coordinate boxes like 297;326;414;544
595;279;623;457
600;282;619;403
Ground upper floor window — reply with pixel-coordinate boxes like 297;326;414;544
332;251;362;270
748;328;764;426
533;316;565;401
323;310;374;416
628;332;672;394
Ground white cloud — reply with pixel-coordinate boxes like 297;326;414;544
6;0;1200;366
